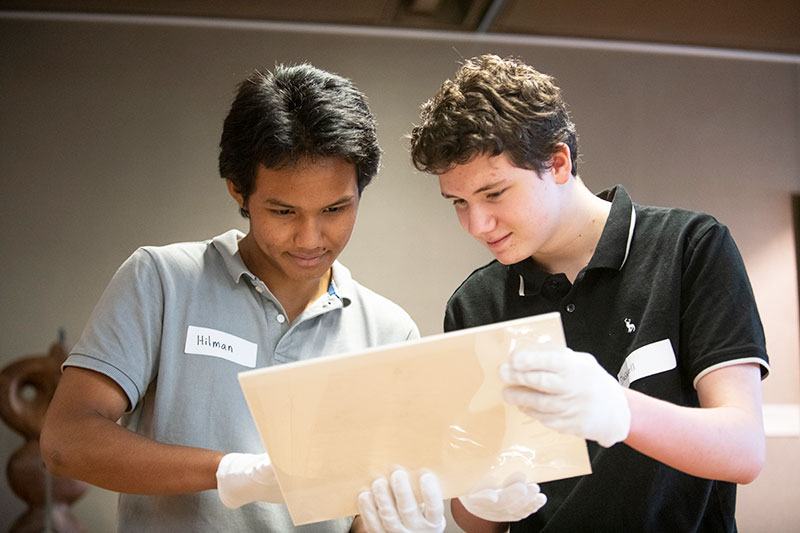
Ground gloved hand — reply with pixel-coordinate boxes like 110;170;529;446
357;468;445;533
458;472;547;522
216;452;283;508
500;348;631;448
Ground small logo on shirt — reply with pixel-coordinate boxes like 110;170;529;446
624;318;636;333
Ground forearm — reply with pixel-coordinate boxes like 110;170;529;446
451;498;508;533
623;380;765;484
41;367;224;495
42;412;223;494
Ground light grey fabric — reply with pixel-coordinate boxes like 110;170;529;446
66;229;419;532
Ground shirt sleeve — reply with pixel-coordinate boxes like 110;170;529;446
680;222;769;384
65;248;165;411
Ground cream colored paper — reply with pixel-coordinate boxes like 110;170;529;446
238;312;591;526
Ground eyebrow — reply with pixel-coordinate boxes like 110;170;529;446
440;179;508;199
265;195;356;209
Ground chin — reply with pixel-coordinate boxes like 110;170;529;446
490;250;529;266
289;263;334;282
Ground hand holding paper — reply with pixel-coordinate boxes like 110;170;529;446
500;347;631;448
458;472;547;522
216;452;283;508
358;469;445;533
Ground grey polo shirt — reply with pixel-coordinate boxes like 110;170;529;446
66;229;419;532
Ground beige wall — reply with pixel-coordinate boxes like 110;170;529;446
1;13;798;532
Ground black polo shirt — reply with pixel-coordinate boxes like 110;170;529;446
445;185;769;532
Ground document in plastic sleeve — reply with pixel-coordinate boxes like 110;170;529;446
238;312;591;525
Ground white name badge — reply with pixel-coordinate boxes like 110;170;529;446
185;326;258;368
617;339;677;388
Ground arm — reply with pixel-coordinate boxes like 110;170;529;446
41;366;223;494
502;349;766;483
624;362;765;484
451;498;508;533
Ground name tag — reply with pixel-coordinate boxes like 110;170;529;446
617;339;676;388
184;326;258;368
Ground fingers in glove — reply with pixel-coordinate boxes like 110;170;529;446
509;349;567;372
371;477;404;530
517;406;585;438
528;491;547;514
389;469;421;524
503;386;570;414
499;365;569;394
358;490;387;533
418;472;444;524
251;459;275;481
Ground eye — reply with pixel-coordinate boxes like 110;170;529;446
450;198;466;208
324;204;348;214
270;208;293;216
486;188;508;200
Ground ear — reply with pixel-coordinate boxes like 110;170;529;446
226;179;245;209
550;143;573;185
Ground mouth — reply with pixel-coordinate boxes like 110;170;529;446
485;233;511;248
288;251;327;267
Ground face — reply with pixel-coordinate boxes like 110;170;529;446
228;157;360;289
438;153;567;265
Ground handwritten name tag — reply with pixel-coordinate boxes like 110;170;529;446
184;326;258;368
617;339;676;388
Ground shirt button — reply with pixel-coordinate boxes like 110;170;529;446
255;286;264;294
276;314;286;324
566;303;576;313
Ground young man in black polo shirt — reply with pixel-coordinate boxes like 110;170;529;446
357;55;770;532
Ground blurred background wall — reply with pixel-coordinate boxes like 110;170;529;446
1;10;798;532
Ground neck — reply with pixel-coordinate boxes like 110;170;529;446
271;273;331;323
237;235;331;322
533;181;611;282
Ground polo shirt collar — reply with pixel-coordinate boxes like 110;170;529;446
211;229;352;306
329;261;354;307
512;184;636;296
587;184;637;271
212;229;250;283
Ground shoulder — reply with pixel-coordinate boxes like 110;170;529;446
123;237;225;281
333;261;417;327
635;204;724;241
448;260;507;306
633;204;736;260
348;280;415;321
102;238;228;298
137;238;213;267
445;260;509;331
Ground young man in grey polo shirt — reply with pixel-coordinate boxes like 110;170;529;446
358;55;769;532
41;64;418;532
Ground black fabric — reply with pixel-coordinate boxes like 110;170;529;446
444;185;768;532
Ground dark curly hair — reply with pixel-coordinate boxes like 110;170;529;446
409;54;579;176
219;64;381;217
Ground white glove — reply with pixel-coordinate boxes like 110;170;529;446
500;348;631;448
458;472;547;522
216;452;283;508
358;469;445;533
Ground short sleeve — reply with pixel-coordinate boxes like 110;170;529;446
65;248;165;411
680;223;769;384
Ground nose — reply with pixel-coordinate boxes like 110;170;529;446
295;216;324;250
462;204;496;237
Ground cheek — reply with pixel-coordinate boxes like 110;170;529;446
327;215;358;247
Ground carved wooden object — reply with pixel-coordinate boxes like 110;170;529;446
0;338;87;532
